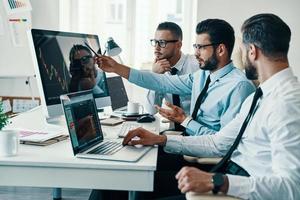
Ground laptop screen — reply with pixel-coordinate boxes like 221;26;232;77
61;90;103;154
107;76;128;110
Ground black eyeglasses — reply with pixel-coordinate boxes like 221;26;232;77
150;39;178;48
193;43;220;50
73;55;93;65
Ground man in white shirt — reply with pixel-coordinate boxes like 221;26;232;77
146;22;198;132
122;13;300;199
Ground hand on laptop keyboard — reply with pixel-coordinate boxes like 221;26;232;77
131;136;143;148
118;123;141;138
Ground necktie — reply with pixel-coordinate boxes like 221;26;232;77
191;75;211;120
170;68;180;107
210;87;263;173
170;67;184;131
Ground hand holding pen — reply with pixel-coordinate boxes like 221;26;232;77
84;42;106;57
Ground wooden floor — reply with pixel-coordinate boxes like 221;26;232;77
0;187;91;200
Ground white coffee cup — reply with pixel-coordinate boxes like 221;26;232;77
127;102;144;114
0;130;19;157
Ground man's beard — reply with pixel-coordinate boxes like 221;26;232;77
199;51;219;71
244;55;258;80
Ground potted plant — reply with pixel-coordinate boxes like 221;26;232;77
0;101;9;131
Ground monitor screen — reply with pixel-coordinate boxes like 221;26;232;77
28;29;111;118
107;76;128;111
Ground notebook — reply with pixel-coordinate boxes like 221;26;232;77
60;90;151;162
107;76;129;113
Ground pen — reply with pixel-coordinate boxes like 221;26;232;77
84;42;100;57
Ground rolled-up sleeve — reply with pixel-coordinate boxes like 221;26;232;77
129;69;193;95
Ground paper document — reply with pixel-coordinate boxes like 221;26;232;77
14;125;66;142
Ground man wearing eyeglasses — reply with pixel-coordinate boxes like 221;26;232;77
146;22;199;131
94;19;256;200
97;19;255;137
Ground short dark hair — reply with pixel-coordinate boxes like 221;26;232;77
196;19;235;58
69;44;92;62
241;13;291;58
157;22;183;41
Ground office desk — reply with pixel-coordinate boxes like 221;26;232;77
0;107;159;193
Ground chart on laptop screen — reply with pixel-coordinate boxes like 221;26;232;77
64;98;100;149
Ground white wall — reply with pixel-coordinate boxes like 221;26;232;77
31;0;60;30
196;0;300;77
1;0;300;98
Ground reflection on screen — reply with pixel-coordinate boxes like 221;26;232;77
73;100;99;146
31;30;109;106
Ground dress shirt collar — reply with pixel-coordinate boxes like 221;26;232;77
209;61;235;85
259;67;293;97
172;52;187;72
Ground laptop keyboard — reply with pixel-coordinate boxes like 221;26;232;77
88;141;123;155
118;123;141;138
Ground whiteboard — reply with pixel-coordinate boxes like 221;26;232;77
0;2;34;77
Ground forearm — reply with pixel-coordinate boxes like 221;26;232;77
163;135;223;158
227;174;300;200
185;120;217;136
129;69;192;95
114;63;131;79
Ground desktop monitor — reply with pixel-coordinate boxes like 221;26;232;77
28;29;111;119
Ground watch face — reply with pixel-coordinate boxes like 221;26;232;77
212;173;224;194
213;173;224;187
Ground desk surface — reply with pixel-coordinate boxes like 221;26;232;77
0;107;159;191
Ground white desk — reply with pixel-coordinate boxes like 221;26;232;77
0;108;159;192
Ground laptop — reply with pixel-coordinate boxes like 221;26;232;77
60;90;151;162
107;76;129;113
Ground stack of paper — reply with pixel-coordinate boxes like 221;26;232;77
13;125;68;146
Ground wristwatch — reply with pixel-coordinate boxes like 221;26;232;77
212;173;224;194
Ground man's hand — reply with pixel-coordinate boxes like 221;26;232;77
176;167;229;194
176;167;214;193
156;102;186;123
122;127;167;146
96;56;130;79
152;59;171;74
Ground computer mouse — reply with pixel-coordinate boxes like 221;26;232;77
136;115;155;123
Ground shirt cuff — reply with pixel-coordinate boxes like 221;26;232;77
226;174;251;199
181;116;192;127
163;135;183;154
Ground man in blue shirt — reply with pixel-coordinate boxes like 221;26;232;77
92;19;255;200
97;19;255;136
122;13;300;200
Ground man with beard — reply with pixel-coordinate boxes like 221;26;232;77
93;19;255;199
120;14;300;199
146;22;199;131
96;19;255;136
